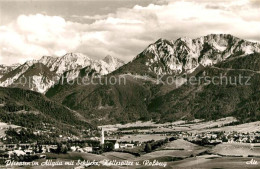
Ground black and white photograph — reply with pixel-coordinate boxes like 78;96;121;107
0;0;260;168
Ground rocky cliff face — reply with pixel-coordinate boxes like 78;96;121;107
0;64;20;79
135;34;260;75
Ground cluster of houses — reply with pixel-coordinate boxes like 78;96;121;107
99;128;139;150
69;141;136;153
224;131;260;143
70;145;93;153
185;131;260;144
0;142;58;159
0;128;138;160
104;140;136;149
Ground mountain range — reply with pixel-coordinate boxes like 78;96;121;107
0;53;124;93
1;34;260;134
114;34;260;76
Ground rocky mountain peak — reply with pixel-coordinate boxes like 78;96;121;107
103;55;116;63
102;55;125;66
136;34;260;75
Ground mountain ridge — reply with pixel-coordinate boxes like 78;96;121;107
0;53;125;93
114;34;260;76
0;87;92;136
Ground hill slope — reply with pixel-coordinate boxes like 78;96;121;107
46;75;155;125
0;87;92;135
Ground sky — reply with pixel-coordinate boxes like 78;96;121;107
0;0;260;65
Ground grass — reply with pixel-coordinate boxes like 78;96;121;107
137;139;207;162
45;152;105;161
171;157;260;169
211;143;260;157
103;152;136;160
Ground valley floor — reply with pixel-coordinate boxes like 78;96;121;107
9;139;260;169
2;118;260;169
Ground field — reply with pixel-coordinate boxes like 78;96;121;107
136;139;207;162
45;152;106;161
165;156;260;169
162;139;203;150
103;152;136;160
205;121;260;133
100;117;246;133
212;143;260;157
117;134;169;142
185;117;237;130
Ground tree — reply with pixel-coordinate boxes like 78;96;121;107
55;144;68;154
222;136;228;142
201;137;209;145
103;142;114;152
56;143;62;154
144;143;152;153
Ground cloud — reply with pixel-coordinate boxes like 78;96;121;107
0;14;84;65
1;0;260;65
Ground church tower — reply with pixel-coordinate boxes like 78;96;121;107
101;128;105;145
